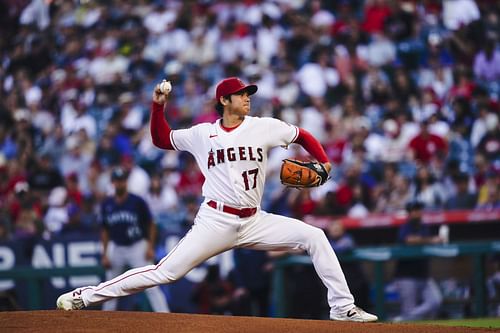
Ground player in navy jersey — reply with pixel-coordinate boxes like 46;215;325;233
98;166;169;312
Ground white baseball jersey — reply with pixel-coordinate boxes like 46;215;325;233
170;116;299;208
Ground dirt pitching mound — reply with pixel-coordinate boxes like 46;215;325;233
1;310;498;333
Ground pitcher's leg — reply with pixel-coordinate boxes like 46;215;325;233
127;240;170;312
101;264;121;311
102;242;125;311
238;212;354;313
79;210;237;307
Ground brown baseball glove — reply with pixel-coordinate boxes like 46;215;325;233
280;159;329;188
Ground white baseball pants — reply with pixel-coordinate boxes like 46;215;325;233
78;202;354;314
102;240;169;312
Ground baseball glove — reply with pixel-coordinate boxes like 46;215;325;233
280;159;329;188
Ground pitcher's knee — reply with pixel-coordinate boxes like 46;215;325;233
304;227;327;245
157;266;185;283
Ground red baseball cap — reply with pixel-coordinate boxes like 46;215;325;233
215;77;257;102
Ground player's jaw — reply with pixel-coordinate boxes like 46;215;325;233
239;94;251;114
229;95;250;116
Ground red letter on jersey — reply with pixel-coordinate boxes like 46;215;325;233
207;150;215;169
238;147;247;160
227;147;236;161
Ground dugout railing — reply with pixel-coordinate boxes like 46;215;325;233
272;241;500;320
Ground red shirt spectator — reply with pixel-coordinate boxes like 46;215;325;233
176;156;205;198
65;173;83;207
448;71;475;101
408;122;448;164
289;189;317;219
362;0;392;34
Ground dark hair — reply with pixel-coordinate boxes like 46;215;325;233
406;200;424;211
215;95;230;116
215;101;224;116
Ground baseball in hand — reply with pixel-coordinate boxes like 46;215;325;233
160;80;172;94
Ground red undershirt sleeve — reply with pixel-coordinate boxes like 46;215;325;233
150;102;174;150
293;128;329;163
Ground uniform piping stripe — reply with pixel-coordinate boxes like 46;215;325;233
291;126;299;143
92;229;191;292
170;131;180;151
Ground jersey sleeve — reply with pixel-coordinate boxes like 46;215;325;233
263;117;299;148
169;124;204;153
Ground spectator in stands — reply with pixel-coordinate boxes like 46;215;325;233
43;186;69;238
362;0;392;35
175;154;204;200
10;182;43;240
448;67;475;102
442;0;481;32
392;201;444;322
347;183;370;218
408;119;448;165
376;118;411;164
65;172;83;208
118;92;145;135
472;153;490;190
74;128;97;162
144;172;178;224
473;35;500;83
476;113;500;163
38;124;66;164
7;179;39;221
444;172;477;210
447;122;475;174
391;68;418;106
121;154;151;198
296;46;339;100
335;162;367;215
60;90;97;139
476;171;500;210
323;120;348;166
470;104;494;149
77;194;99;231
409;166;447;210
288;188;317;220
27;152;64;200
95;131;121;169
373;163;411;213
59;134;92;194
11;108;38;166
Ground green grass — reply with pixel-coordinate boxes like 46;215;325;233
419;318;500;329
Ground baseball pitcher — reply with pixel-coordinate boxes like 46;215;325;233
57;77;377;322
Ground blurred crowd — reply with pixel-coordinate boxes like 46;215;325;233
0;0;500;244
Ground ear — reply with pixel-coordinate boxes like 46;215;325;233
219;95;229;106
